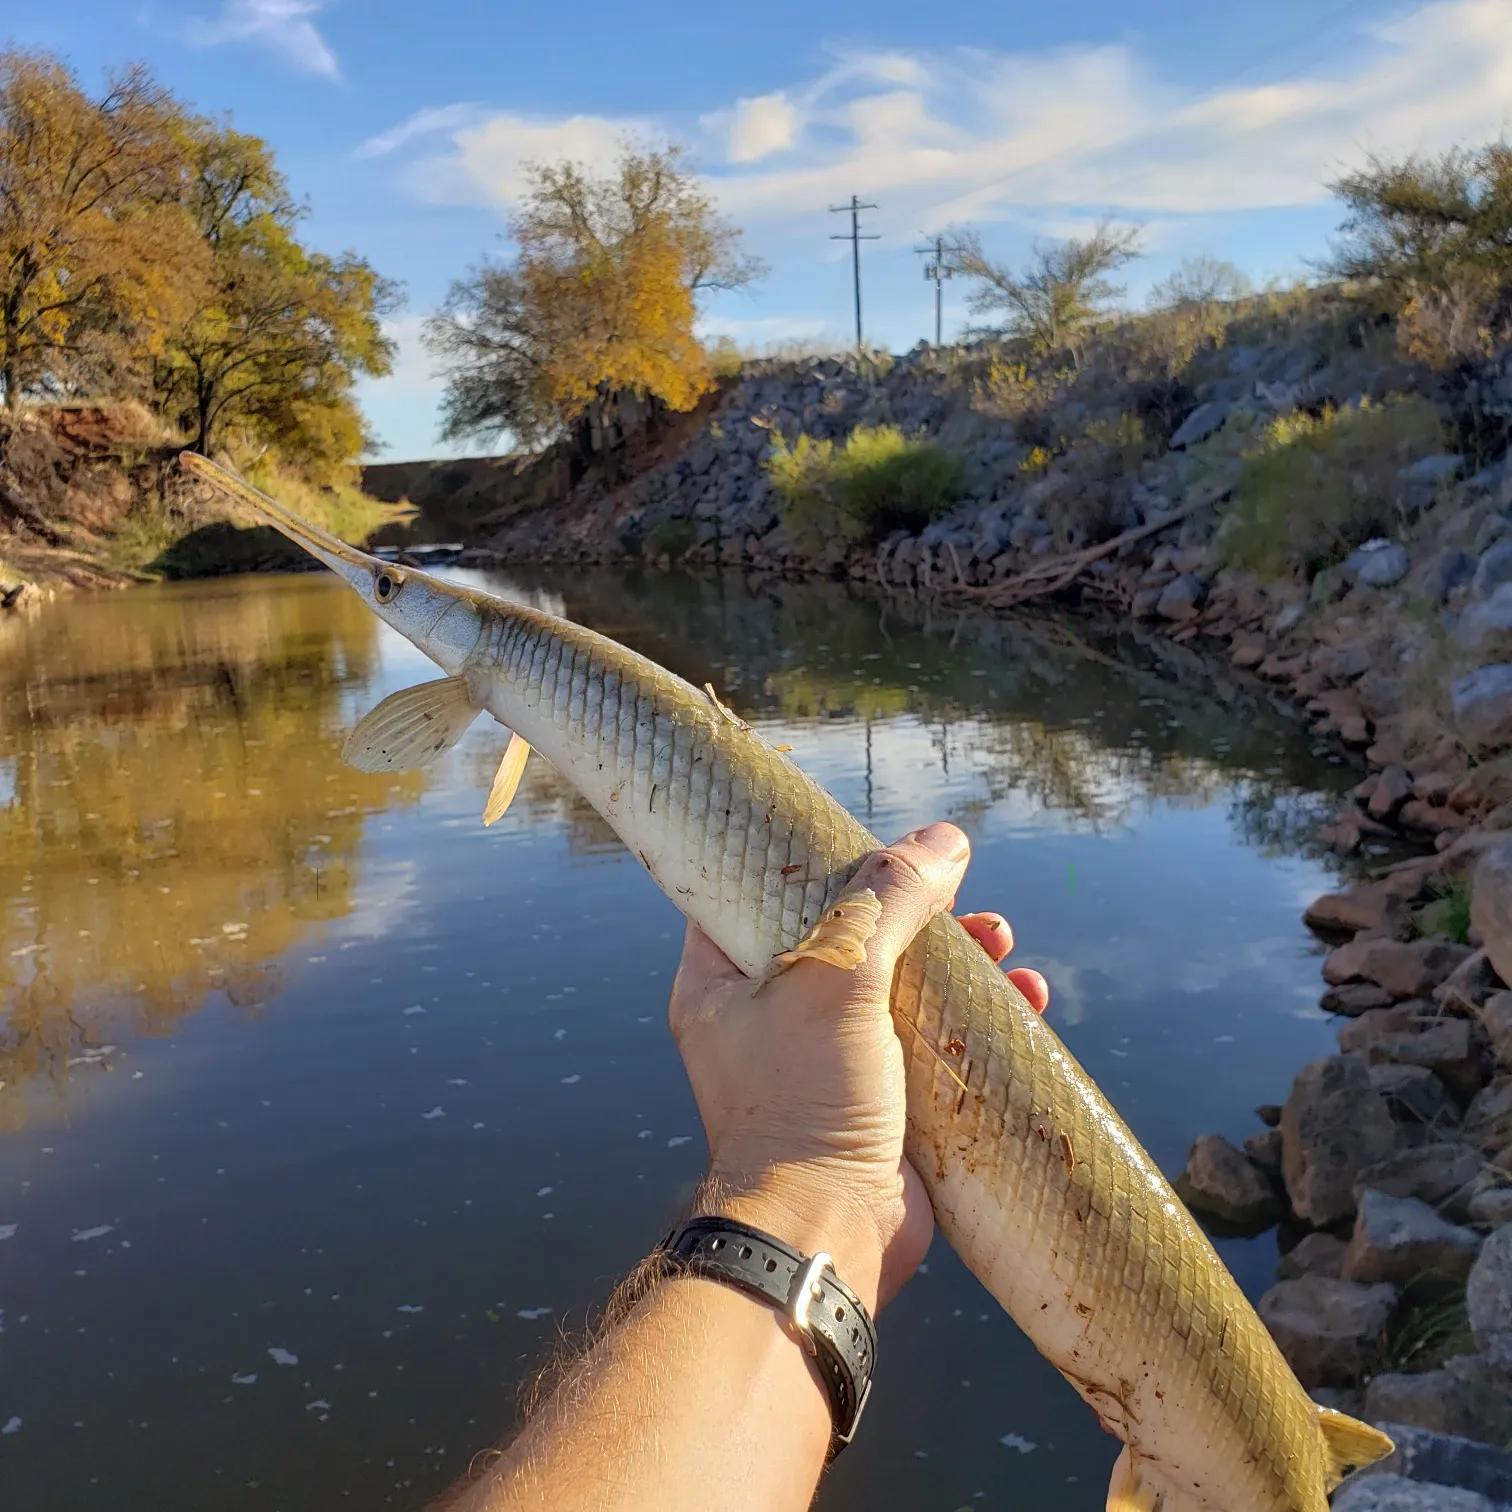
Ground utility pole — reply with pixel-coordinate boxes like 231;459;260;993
829;195;879;352
914;235;956;346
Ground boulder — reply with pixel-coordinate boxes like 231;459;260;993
1469;1188;1512;1228
1431;548;1479;602
1324;939;1475;1000
1343;1189;1483;1284
1472;841;1512;987
1435;951;1504;1017
1339;1005;1433;1056
1334;1473;1501;1512
1307;883;1406;937
1466;1224;1512;1371
1369;766;1417;821
1369;1063;1458;1126
1366;1020;1485;1101
1464;1079;1512;1153
1401;454;1465;487
1457;584;1512;663
1278;1232;1348;1281
1452;665;1512;751
1325;983;1400;1017
1176;1134;1282;1231
1257;1102;1284;1127
1352;1143;1486;1210
1364;1353;1512;1450
1170;401;1231;450
1157;574;1206;621
1282;1055;1401;1225
1478;991;1512;1065
1473;539;1512;600
1257;1276;1397;1387
1243;1121;1283;1169
1357;669;1405;723
1344;540;1412;589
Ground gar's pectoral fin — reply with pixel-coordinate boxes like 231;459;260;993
343;675;482;772
1105;1446;1202;1512
757;887;883;989
482;732;531;826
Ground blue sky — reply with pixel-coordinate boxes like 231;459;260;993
11;0;1512;460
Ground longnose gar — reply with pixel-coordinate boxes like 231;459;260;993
182;454;1391;1512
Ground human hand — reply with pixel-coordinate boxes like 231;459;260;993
667;822;1048;1315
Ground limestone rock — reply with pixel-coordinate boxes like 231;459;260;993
1177;1134;1282;1231
1257;1276;1397;1387
1307;883;1407;937
1157;573;1206;621
1401;454;1465;487
1334;1472;1500;1512
1469;1188;1512;1228
1431;548;1478;602
1366;1020;1486;1101
1345;540;1412;589
1452;665;1512;751
1472;842;1512;988
1324;939;1475;1000
1466;1224;1512;1371
1478;991;1512;1065
1343;1189;1483;1284
1435;950;1504;1017
1370;766;1417;820
1326;983;1399;1017
1456;584;1512;662
1464;1079;1512;1152
1370;1063;1457;1126
1339;1005;1433;1056
1244;1127;1284;1176
1363;1353;1512;1451
1170;401;1231;450
1282;1055;1400;1225
1473;539;1512;600
1351;1143;1486;1210
1277;1232;1348;1281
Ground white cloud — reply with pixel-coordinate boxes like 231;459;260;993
363;0;1512;238
184;0;340;79
356;104;485;159
719;93;799;164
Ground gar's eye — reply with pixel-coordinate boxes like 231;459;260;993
373;569;403;604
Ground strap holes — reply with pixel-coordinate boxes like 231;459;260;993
739;1244;752;1259
764;1257;777;1272
834;1305;845;1321
710;1238;725;1251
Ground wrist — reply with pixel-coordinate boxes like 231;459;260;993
695;1165;888;1314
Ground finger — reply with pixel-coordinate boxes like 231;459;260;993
842;822;971;997
1008;967;1050;1015
958;911;1013;963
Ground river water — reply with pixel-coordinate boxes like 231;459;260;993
0;567;1358;1511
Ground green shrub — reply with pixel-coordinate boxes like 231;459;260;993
1217;396;1446;579
1408;873;1472;945
645;517;696;560
767;425;962;551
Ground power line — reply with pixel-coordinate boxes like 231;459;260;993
830;195;880;351
914;235;958;346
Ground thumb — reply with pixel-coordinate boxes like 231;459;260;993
847;823;971;997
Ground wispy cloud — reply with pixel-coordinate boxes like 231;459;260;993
355;103;487;159
184;0;341;80
363;0;1512;238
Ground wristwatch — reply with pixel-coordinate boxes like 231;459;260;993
657;1214;877;1457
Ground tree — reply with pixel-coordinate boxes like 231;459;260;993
951;221;1142;357
1327;143;1512;296
1147;255;1251;311
425;143;763;447
0;50;192;409
153;115;398;464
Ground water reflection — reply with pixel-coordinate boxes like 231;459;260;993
0;577;423;1119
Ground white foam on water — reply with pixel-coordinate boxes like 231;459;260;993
403;1005;426;1016
516;1307;552;1321
999;1433;1036;1454
231;1373;257;1386
559;1074;581;1086
1;1417;19;1435
71;1226;114;1242
0;1225;15;1241
396;1305;424;1314
666;1136;693;1148
268;1347;299;1366
421;1107;445;1120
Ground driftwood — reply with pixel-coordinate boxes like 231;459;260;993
0;479;73;547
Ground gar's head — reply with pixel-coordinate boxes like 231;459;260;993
179;453;485;676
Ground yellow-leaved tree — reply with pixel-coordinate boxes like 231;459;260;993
425;144;763;447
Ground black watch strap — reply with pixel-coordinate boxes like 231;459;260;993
657;1215;876;1456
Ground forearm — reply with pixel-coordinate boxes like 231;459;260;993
438;1182;881;1512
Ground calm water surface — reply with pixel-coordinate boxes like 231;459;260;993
1;568;1359;1511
